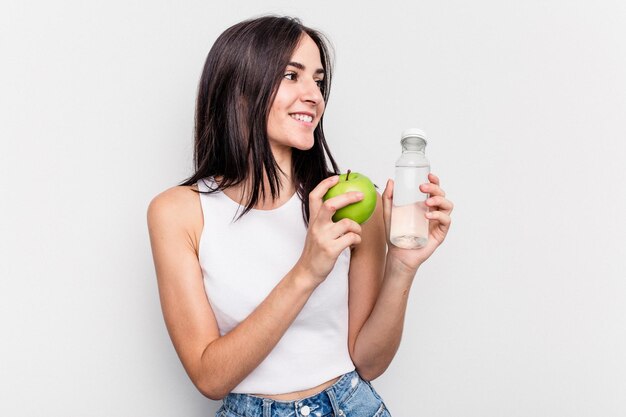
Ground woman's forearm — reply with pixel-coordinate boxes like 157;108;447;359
351;254;418;381
195;265;317;399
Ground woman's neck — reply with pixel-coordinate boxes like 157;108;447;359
219;149;295;210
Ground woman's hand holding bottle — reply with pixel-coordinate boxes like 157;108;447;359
382;172;453;272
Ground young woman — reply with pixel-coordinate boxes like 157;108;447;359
147;15;453;417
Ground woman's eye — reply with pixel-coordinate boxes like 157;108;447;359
283;72;324;90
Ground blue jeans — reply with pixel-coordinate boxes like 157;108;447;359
217;371;391;417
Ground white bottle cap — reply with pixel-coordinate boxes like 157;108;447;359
401;128;427;145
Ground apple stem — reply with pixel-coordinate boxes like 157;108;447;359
346;169;351;181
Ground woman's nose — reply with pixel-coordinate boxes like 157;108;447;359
300;79;323;105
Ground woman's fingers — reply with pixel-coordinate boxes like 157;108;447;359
382;179;393;209
301;176;374;282
425;195;454;213
308;176;367;224
420;182;445;198
335;232;362;249
331;218;362;239
318;191;364;222
382;179;394;239
308;175;340;216
426;210;451;227
420;173;445;197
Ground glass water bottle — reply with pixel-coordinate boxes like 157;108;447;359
390;129;430;249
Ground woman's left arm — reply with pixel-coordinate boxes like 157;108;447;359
348;173;453;381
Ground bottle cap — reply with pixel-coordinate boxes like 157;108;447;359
401;128;427;145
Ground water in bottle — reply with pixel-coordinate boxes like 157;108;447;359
390;129;430;249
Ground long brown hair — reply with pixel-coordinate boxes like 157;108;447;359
180;15;339;224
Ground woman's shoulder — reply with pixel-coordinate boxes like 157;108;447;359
148;183;200;213
147;184;204;245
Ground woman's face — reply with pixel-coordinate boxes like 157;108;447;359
266;34;325;154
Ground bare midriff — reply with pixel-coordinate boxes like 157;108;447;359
252;376;342;401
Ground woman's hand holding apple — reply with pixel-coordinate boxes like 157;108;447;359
296;175;365;286
322;170;377;224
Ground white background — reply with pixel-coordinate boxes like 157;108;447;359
2;1;626;416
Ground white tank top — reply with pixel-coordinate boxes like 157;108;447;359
196;178;355;395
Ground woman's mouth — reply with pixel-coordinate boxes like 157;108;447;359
289;113;314;124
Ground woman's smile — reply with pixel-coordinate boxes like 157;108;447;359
289;112;315;126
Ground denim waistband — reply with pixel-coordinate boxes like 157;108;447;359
222;370;361;417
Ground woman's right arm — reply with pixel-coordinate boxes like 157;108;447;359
147;177;363;400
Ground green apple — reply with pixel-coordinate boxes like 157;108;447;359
323;170;377;224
